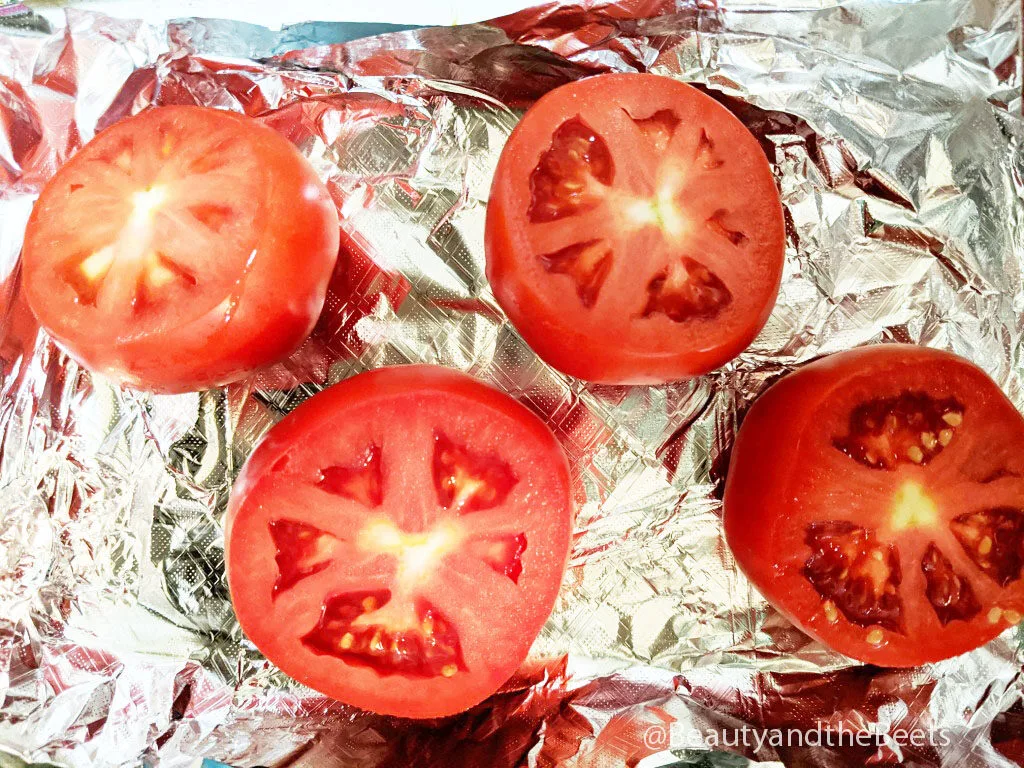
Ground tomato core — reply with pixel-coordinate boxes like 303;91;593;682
357;518;467;587
889;482;938;532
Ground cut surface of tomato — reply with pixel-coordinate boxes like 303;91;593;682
22;105;340;393
225;366;574;718
485;73;785;384
724;345;1024;666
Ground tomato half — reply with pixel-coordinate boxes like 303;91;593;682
22;105;340;393
485;73;785;384
225;366;574;718
724;345;1024;666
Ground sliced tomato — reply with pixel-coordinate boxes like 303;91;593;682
485;73;785;384
225;366;574;718
21;105;340;393
724;345;1024;666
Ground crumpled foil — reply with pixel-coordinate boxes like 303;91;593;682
1;0;1023;766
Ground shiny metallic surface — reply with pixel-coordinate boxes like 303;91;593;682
0;1;1022;765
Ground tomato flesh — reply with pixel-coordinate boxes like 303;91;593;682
22;105;340;393
485;73;785;384
724;345;1024;666
226;366;574;718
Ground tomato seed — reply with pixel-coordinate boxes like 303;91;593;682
318;444;384;508
950;507;1024;587
538;239;613;309
302;594;467;679
433;433;518;513
269;519;337;595
642;256;731;323
833;391;963;470
369;631;384;653
528;117;613;224
804;521;903;631
823;600;839;623
921;543;981;624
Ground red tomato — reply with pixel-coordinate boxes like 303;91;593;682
485;73;785;384
225;365;574;718
724;345;1024;666
21;105;340;393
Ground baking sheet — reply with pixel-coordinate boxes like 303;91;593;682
0;0;1023;766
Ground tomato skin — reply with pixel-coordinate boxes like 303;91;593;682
22;106;340;393
724;345;1024;666
226;366;574;719
485;73;785;384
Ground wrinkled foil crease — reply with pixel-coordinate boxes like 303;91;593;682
0;0;1022;766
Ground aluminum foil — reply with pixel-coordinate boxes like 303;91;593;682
1;0;1023;766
